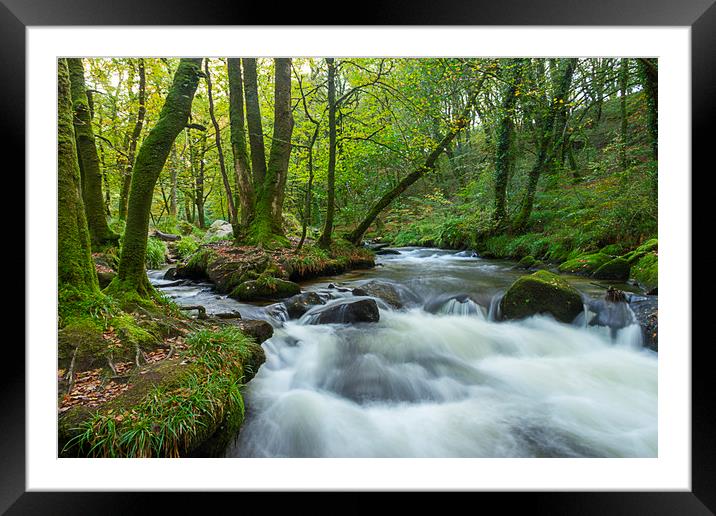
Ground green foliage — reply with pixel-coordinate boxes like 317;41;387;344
631;252;658;288
145;237;167;269
59;286;121;329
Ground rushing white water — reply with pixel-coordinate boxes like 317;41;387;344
150;248;657;458
228;310;656;458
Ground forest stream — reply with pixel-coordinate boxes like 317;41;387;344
148;247;657;458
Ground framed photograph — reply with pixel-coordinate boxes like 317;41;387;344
7;0;710;512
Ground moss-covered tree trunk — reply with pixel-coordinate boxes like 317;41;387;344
58;58;98;292
67;58;119;248
492;58;526;230
205;59;236;224
318;58;337;249
227;58;254;230
119;58;146;221
252;58;294;245
110;58;202;298
512;58;577;231
637;58;658;199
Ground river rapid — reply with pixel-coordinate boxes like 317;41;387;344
149;247;657;458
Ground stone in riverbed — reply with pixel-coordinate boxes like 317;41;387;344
305;299;380;325
352;280;419;309
501;270;583;323
592;257;630;282
224;319;274;344
283;291;326;319
229;277;301;302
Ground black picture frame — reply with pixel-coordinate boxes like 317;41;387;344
4;0;710;513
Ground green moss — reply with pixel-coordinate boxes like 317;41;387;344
501;270;583;323
592;257;631;281
631;253;658;289
229;276;301;301
558;252;611;275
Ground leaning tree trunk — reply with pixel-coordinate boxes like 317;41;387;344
227;58;254;230
119;58;146;221
512;58;577;231
58;58;98;292
493;58;526;230
347;90;483;246
318;58;338;249
205;59;236;224
246;58;294;246
67;58;118;248
109;58;202;298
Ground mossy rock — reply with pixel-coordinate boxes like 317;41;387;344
229;277;301;302
175;247;218;280
501;270;584;323
558;252;611;275
622;238;658;265
517;256;537;269
592;257;631;281
631;253;658;289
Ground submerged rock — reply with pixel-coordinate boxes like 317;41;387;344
352;280;419;309
283;291;326;319
587;288;636;335
501;270;583;323
423;294;485;317
305;299;380;325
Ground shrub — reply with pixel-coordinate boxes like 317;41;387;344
145;238;167;269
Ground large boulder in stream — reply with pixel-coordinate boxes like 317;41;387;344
501;270;583;323
305;299;380;325
592;257;630;281
283;291;326;319
352;280;419;309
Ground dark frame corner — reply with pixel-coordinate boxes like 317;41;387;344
5;0;712;513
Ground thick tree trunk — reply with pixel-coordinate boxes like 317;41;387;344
205;59;236;224
67;58;118;248
347;94;480;246
512;58;577;231
493;59;526;230
119;58;146;221
242;58;267;186
169;144;178;217
57;58;98;292
110;58;202;297
246;58;294;246
227;58;254;230
318;58;338;248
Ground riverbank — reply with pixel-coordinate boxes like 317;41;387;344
57;240;376;457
